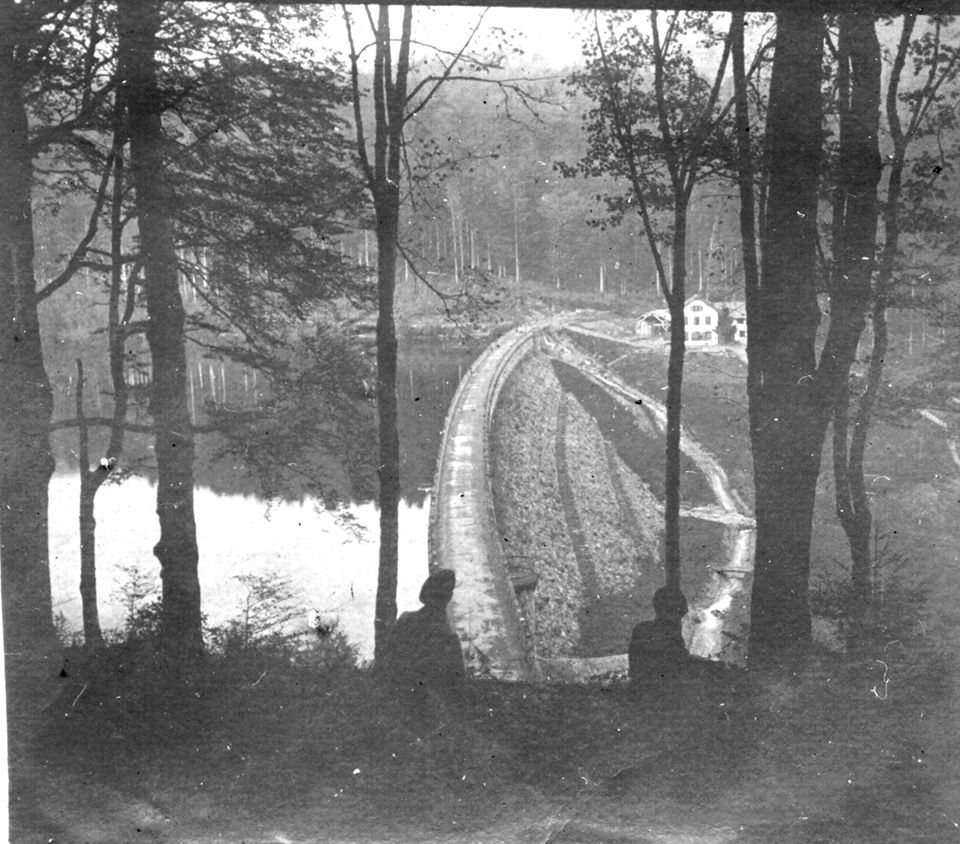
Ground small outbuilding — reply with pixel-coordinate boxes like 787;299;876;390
635;308;671;339
716;301;748;344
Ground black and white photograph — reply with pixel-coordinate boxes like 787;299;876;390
3;1;960;840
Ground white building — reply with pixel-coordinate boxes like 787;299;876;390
636;297;748;345
683;296;718;345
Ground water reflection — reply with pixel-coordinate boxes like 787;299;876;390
47;332;494;656
50;334;487;505
49;473;430;661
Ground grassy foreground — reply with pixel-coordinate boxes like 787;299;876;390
9;638;960;843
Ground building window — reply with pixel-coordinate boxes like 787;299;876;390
705;316;711;326
691;304;703;312
694;316;700;326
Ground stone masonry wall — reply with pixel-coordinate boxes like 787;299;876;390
490;354;583;658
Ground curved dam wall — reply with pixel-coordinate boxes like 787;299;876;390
428;322;551;680
430;318;754;682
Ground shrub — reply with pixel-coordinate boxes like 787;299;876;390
810;536;929;650
110;561;162;641
207;573;304;655
53;611;83;648
206;572;358;671
292;618;357;672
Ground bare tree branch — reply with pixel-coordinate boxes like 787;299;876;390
404;8;490;119
36;148;115;303
395;240;472;333
342;6;374;186
591;10;670;301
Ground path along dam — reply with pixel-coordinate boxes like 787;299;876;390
428;315;755;681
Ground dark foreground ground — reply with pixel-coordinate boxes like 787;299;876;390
9;638;960;844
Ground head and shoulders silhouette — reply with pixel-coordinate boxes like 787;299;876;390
381;568;464;692
628;586;690;682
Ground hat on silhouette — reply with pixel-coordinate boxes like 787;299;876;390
419;568;456;607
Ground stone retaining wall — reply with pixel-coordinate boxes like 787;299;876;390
489;354;583;658
490;352;666;658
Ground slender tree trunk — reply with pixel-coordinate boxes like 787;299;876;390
374;202;400;655
0;6;57;656
747;11;825;663
120;0;202;660
588;10;730;598
450;205;459;288
513;187;521;285
829;14;883;642
664;211;687;590
344;4;412;660
76;360;104;648
836;15;917;641
732;9;762;444
75;125;135;650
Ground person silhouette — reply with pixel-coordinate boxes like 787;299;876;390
379;568;465;700
628;586;691;683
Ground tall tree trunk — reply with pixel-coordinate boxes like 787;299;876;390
119;0;202;660
748;11;880;664
76;359;105;648
75;126;135;650
513;187;521;285
732;8;762;445
829;13;883;642
344;4;412;660
374;203;400;657
588;10;730;597
663;210;687;590
0;5;57;657
834;14;933;645
450;204;460;289
747;11;825;663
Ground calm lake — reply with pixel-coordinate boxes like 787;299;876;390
47;333;490;661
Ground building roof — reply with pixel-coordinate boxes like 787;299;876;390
684;296;718;312
717;301;747;319
638;308;671;322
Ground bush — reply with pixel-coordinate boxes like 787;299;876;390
53;611;83;648
810;537;929;650
104;565;357;671
291;619;357;672
109;561;162;643
207;573;304;654
206;572;357;670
